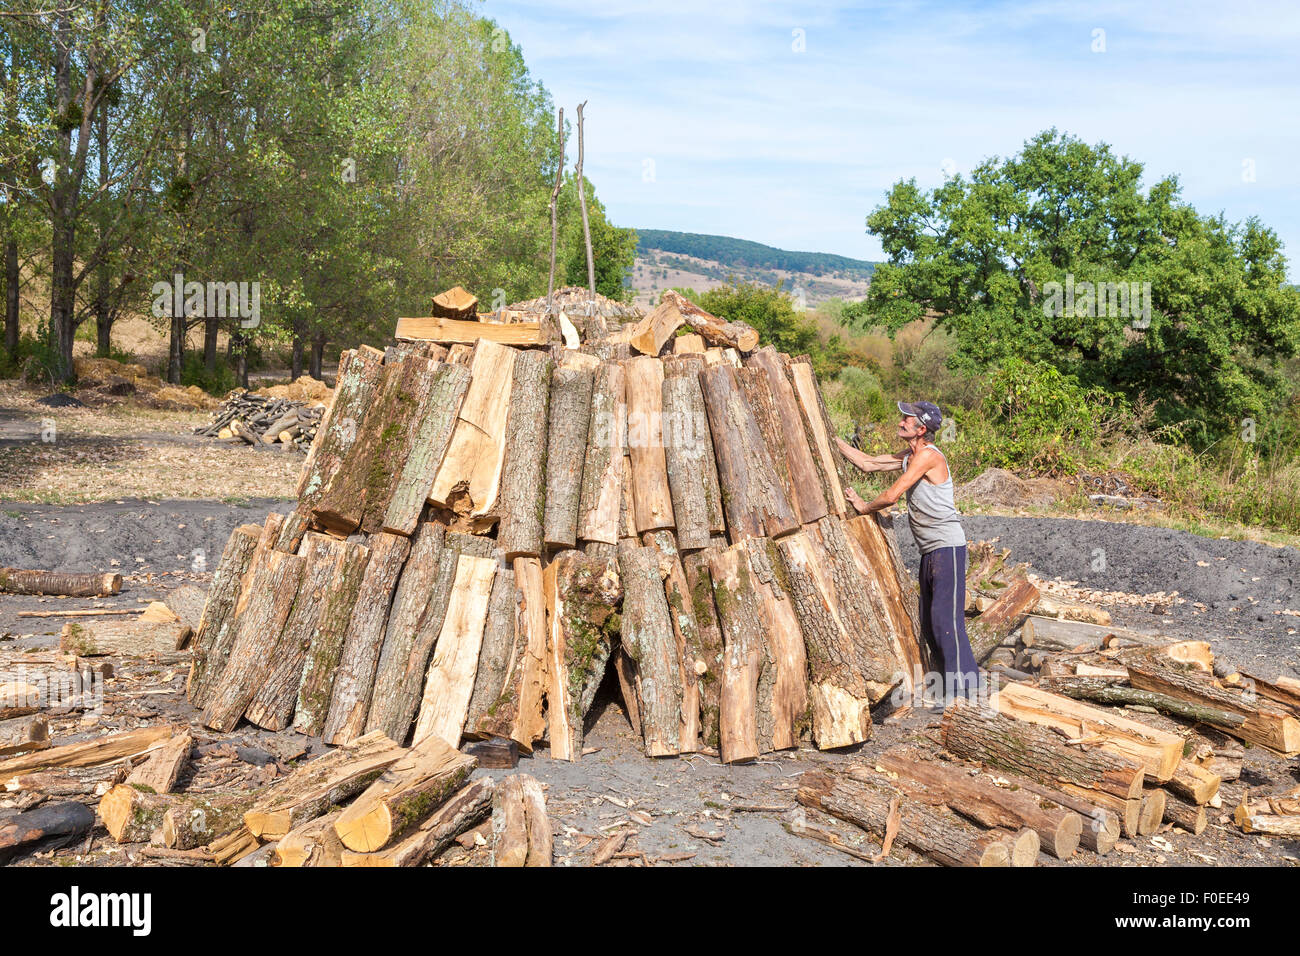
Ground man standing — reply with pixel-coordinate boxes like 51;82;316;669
835;401;978;703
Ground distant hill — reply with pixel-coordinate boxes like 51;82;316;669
631;229;877;309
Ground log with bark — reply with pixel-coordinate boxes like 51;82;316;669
162;792;257;850
625;356;676;534
1021;616;1166;652
784;356;847;515
841;514;928;688
188;522;265;708
742;537;809;752
275;809;345;867
496;349;554;557
462;565;520;737
0;724;178;779
60;619;191;658
0;801;94;863
431;285;478;320
682;551;724;750
471;557;549;752
1162;790;1207;835
1040;675;1246;729
124;731;191;795
618;541;683;756
635;290;759;353
744;346;828;525
661;356;726;551
542;363;596;547
0;568;121;597
339;777;494;867
1223;670;1300;714
491;773;552;867
969;574;1040;663
0;714;49;757
703;545;766;763
643;531;704;753
544;550;621;761
576;360;627;545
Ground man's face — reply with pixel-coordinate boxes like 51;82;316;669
898;415;924;440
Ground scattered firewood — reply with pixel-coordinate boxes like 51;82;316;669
124;731;191;795
0;568;121;597
0;724;178;780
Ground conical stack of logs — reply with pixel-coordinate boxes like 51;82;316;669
186;290;928;764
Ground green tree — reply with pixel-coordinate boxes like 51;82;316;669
691;280;849;377
558;173;637;302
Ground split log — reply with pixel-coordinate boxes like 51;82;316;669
651;290;758;353
463;738;519;769
682;552;724;750
0;714;49;757
1125;654;1300;755
0;568;121;597
992;682;1183;782
940;700;1145;801
201;548;306;732
124;731;191;795
519;774;552;867
613;648;642;737
969;575;1040;662
1040;675;1246;729
643;531;703;753
742;538;808;752
428;340;516;527
382;361;471;536
431;285;478;320
618;541;683;756
187;523;264;707
334;734;476;852
243;731;405;841
736;367;798;519
472;557;549;752
162;792;257;850
543;550;621;761
698;363;798;540
463;566;519;737
626;356;676;533
289;539;373;738
60;619;191;658
543;364;596;547
395;316;544;346
339;777;493;867
0;801;94;863
1163;791;1207;835
661;356;725;551
321;533;410;745
1191;727;1244;784
412;554;498;748
492;774;529;867
798;770;1011;867
871;752;1081;859
1235;805;1300;836
96;785;191;844
842;514;927;688
0;724;177;779
365;523;456;743
627;295;686;356
281;347;385;550
208;826;260;866
674;333;705;354
785;356;847;515
745;347;828;524
704;545;765;763
496;349;554;557
245;534;368;731
576;360;627;545
1223;670;1300;714
1061;787;1140;838
276;809;345;867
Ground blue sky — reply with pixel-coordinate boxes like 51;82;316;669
479;0;1300;276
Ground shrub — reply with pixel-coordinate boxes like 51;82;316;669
180;352;238;396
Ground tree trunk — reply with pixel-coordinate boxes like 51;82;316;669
704;545;765;763
291;328;304;380
310;334;325;380
4;239;17;359
204;319;218;372
497;349;554;557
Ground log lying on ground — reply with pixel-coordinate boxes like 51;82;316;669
472;557;549;752
243;731;405;841
124;731;191;795
188;522;267;707
745;347;828;525
992;682;1184;782
412;554;497;749
1125;653;1300;755
798;770;1012;867
1040;675;1246;729
982;773;1120;855
497;349;554;557
969;574;1040;662
576;360;627;546
742;538;808;752
364;523;456;744
162;792;258;850
334;734;476;852
279;347;385;550
542;363;596;547
1021;616;1166;651
428;340;515;527
618;541;683;757
661;357;725;551
60;619;192;659
1138;788;1167;835
941;701;1146;801
1223;670;1300;714
0;724;177;779
245;534;369;732
395;316;545;346
0;568;121;597
704;545;766;763
872;750;1082;859
322;532;410;746
1163;790;1208;835
1031;593;1112;625
0;714;49;757
1234;794;1300;836
275;809;345;867
340;777;494;867
0;801;94;863
544;550;621;761
491;773;552;867
201;547;306;732
698;363;798;541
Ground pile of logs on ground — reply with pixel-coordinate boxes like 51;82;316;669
195;392;324;451
187;291;928;767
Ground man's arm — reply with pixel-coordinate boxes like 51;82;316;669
836;437;904;474
848;446;937;515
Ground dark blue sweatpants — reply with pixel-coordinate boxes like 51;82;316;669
918;545;979;701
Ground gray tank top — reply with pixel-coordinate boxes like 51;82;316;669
901;445;966;554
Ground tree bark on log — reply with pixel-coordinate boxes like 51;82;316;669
940;700;1146;801
698;363;798;541
743;538;809;751
653;290;759;352
322;533;410;746
1162;790;1207;835
682;551;724;750
472;557;549;752
0;568;121;597
543;365;596;547
187;523;261;707
0;724;178;778
618;541;683;757
544;550;621;761
842;514;928;689
969;575;1040;662
785;356;847;515
1005;777;1120;855
412;554;497;749
662;356;726;551
162;792;257;850
492;774;529;866
124;731;191;795
736;367;799;524
274;809;346;867
60;619;191;658
382;362;471;536
704;545;764;763
0;801;94;863
798;770;1011;867
201;549;306;732
744;346;828;524
1040;675;1246;729
334;734;476;852
626;356;676;533
463;565;519;734
1166;759;1221;805
0;714;49;757
643;531;703;753
243;731;405;841
577;360;627;545
364;523;457;744
497;349;553;557
339;777;493;867
100;785;250;845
